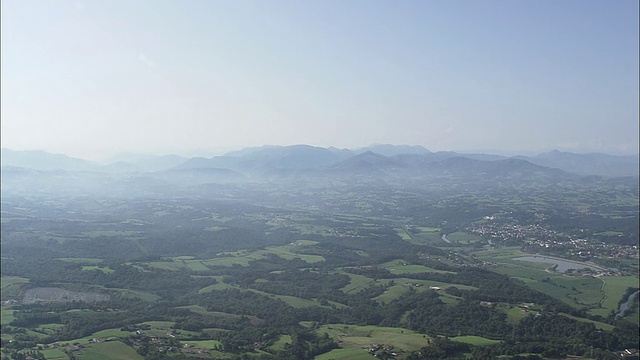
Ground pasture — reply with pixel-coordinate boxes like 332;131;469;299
55;328;131;346
180;339;222;349
339;272;376;294
598;276;639;315
102;287;160;301
315;347;375;360
373;280;468;305
176;305;241;320
81;266;114;273
472;249;620;313
451;335;501;346
379;259;456;275
76;341;143;360
39;348;67;359
248;289;324;308
260;244;325;263
394;227;412;241
506;306;529;324
198;280;233;293
82;230;142;238
58;258;104;264
1;275;29;290
1;276;29;302
270;334;292;352
410;226;443;244
317;324;430;357
199;242;326;268
1;308;15;326
560;313;614;331
445;231;485;244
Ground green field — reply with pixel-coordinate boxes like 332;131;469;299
472;247;530;263
374;283;411;304
180;339;223;349
560;313;615;331
1;275;29;289
317;324;430;357
76;341;143;360
176;305;242;321
408;226;443;244
340;272;376;293
1;308;15;326
270;334;292;351
261;246;325;263
39;348;68;359
184;260;210;271
248;289;323;308
58;258;104;264
395;227;412;241
1;275;29;301
81;266;114;273
417;227;440;232
183;242;327;269
374;280;471;305
315;347;375;360
101;287;160;301
471;248;618;312
204;226;226;231
598;276;639;316
199;280;234;293
445;231;485;244
379;260;455;275
505;306;531;324
147;261;187;270
451;335;501;346
392;278;477;292
202;256;256;267
56;328;132;346
82;230;141;238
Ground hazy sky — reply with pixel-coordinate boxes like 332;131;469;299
2;0;638;160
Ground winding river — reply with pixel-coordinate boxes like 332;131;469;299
617;290;639;317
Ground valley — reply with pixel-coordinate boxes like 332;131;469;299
0;146;638;359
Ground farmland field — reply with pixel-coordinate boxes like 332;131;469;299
451;335;501;346
1;308;15;326
317;324;430;356
0;276;29;290
76;341;143;360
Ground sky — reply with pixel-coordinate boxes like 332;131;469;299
2;0;638;161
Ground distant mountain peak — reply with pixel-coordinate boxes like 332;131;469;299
356;144;431;156
1;149;99;172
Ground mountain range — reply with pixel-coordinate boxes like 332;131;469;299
2;145;637;177
1;145;638;196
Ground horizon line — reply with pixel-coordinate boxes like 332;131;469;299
2;145;639;164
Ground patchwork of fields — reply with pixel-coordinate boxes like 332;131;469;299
1;181;638;360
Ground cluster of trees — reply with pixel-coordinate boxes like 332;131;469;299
405;337;472;359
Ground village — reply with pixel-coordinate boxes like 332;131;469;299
467;216;638;276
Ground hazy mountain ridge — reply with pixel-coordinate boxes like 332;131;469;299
175;144;353;172
354;144;431;156
105;153;190;172
2;146;638;195
1;149;101;172
515;150;639;177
